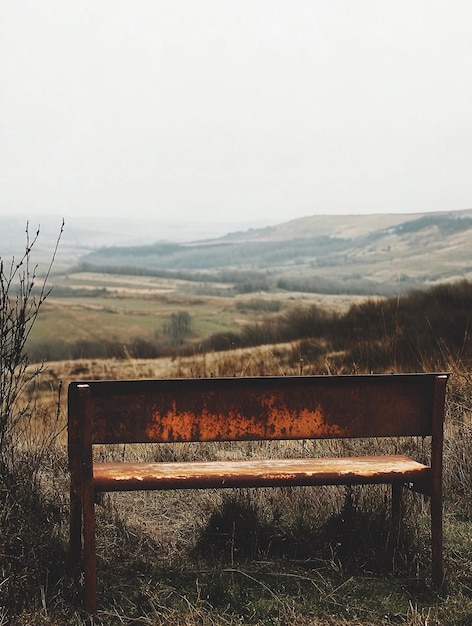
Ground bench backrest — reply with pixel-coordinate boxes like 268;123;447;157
68;374;448;448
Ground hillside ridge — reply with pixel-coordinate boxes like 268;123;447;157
76;209;472;296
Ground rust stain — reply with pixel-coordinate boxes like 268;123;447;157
297;407;346;436
145;400;347;442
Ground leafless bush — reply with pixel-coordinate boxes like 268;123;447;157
0;221;68;616
0;221;63;470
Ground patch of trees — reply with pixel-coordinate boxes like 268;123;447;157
74;261;422;297
394;214;472;236
163;311;192;346
200;280;472;372
276;275;403;296
75;262;275;293
236;299;281;313
79;236;350;273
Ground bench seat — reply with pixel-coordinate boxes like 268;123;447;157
93;454;431;491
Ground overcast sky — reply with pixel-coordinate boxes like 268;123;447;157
1;0;471;228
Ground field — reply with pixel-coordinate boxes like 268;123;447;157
15;349;472;626
2;263;472;625
27;270;364;363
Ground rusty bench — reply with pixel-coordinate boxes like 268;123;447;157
68;373;448;614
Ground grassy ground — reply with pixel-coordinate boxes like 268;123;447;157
2;351;471;625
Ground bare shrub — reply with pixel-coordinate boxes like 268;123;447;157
0;222;68;616
0;222;62;460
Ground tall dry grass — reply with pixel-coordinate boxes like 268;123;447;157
7;345;464;625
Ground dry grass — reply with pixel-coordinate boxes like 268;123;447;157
2;349;468;625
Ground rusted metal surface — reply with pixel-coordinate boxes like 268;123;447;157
67;373;445;445
93;454;431;492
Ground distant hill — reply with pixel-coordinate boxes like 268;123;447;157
76;209;472;296
0;214;276;272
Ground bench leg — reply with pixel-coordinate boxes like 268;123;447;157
392;483;402;529
83;486;97;614
70;488;82;567
431;486;444;588
389;483;402;569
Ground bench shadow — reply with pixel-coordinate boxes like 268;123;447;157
88;486;438;620
192;486;423;576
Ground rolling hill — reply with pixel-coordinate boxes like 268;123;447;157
76;209;472;296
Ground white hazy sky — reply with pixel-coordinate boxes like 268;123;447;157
1;0;471;227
